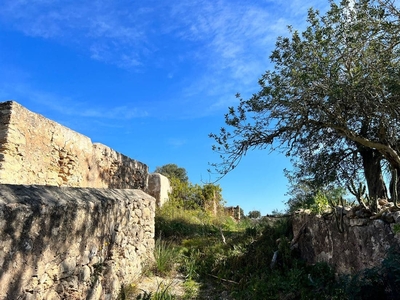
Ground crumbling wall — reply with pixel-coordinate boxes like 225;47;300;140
292;211;400;274
0;101;148;190
0;184;155;300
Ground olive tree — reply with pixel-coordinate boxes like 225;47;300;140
210;0;400;200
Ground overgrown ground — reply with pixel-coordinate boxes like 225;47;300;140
119;201;400;299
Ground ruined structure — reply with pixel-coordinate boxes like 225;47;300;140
292;211;400;274
0;101;148;189
0;100;170;299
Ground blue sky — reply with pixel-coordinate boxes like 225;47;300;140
0;0;330;215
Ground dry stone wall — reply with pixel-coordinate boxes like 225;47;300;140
0;100;171;299
0;184;155;300
292;211;400;274
0;101;148;190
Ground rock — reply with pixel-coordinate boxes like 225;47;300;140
87;280;103;300
60;257;77;277
293;212;399;274
381;211;395;223
349;219;369;226
392;211;400;223
80;265;91;282
0;101;159;299
0;185;155;299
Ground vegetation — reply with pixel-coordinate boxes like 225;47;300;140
124;198;400;299
210;0;400;202
155;164;224;213
247;210;261;219
155;164;189;183
120;160;399;298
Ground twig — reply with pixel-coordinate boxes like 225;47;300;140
265;213;293;218
207;273;239;284
290;222;307;249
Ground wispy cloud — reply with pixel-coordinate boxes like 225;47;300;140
164;0;330;112
0;79;148;120
0;0;330;118
0;0;155;69
0;0;328;71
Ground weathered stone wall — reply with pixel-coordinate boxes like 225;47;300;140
292;211;400;274
147;173;171;207
0;101;148;190
0;184;155;300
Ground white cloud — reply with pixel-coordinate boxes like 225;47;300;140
0;0;327;72
0;0;332;117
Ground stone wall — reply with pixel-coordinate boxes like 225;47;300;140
292;211;400;274
0;184;155;299
0;101;172;299
0;101;148;190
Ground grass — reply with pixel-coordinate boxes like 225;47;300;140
153;238;180;277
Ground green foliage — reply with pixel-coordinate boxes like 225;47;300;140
247;210;261;219
167;177;224;212
154;164;188;183
182;279;199;299
285;178;317;213
211;0;400;202
155;199;217;239
287;185;347;214
151;282;176;300
393;223;400;234
308;191;330;214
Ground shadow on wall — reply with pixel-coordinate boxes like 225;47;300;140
85;152;148;190
0;184;154;299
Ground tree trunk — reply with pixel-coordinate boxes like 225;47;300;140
359;147;388;200
389;167;400;201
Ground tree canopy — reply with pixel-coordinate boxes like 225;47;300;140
210;0;400;201
248;210;262;219
155;163;189;183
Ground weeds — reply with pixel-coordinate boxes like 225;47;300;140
133;201;400;299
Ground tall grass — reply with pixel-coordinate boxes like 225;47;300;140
153;237;179;276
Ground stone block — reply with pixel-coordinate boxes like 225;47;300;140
147;173;171;207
